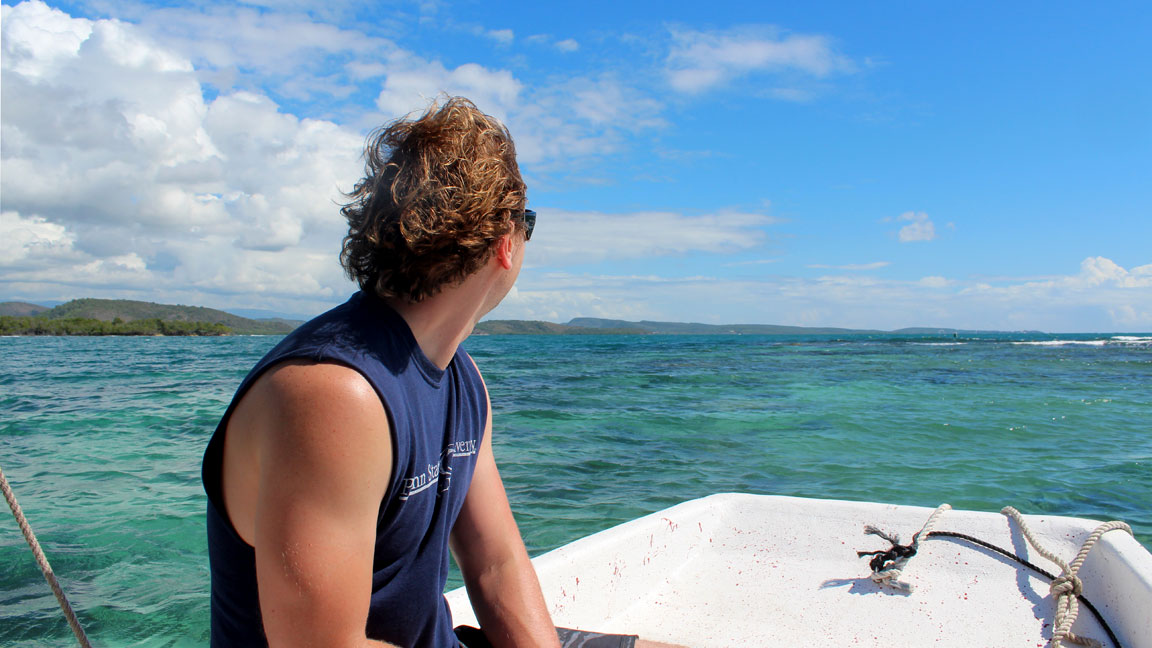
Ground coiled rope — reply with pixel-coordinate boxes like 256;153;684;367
1001;506;1133;648
0;462;93;648
925;530;1122;648
859;503;1134;648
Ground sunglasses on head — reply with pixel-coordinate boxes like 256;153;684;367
518;209;536;241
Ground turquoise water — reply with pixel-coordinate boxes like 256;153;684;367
2;333;1150;646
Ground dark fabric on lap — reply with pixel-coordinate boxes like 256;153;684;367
556;627;639;648
454;625;638;648
453;625;489;647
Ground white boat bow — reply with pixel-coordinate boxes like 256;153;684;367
446;493;1152;647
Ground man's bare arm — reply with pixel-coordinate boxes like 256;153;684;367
446;367;688;648
239;362;399;647
449;373;561;648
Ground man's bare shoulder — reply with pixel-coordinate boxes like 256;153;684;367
255;360;379;411
249;360;389;464
234;361;385;472
221;360;391;546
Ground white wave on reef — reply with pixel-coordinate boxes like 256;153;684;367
1012;336;1152;348
1013;340;1109;347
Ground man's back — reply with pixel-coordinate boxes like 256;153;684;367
203;291;487;647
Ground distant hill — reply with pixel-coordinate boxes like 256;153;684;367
225;307;314;322
475;317;901;336
566;317;884;335
0;301;50;317
2;298;300;335
890;327;1042;335
564;318;648;331
474;320;645;335
3;299;1030;337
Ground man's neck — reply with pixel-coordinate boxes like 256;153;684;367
383;234;520;368
383;281;488;370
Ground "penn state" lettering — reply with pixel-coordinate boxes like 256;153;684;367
398;438;479;501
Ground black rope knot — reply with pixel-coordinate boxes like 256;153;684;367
857;525;918;573
1050;574;1083;597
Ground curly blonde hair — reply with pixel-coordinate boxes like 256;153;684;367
340;97;527;302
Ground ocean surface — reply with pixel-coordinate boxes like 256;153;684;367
1;332;1150;646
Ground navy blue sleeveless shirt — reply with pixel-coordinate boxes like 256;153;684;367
202;291;487;647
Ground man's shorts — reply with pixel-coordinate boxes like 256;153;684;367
455;624;638;648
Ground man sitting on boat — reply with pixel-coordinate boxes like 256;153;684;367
201;97;675;648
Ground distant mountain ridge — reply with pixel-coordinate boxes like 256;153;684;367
566;317;885;335
0;301;50;317
2;299;1029;336
477;317;1013;336
473;320;646;335
1;298;301;335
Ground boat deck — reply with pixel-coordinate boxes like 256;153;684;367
446;494;1152;647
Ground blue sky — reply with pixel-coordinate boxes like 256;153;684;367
2;0;1149;331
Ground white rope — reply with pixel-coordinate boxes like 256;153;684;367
1002;506;1133;648
1;463;94;648
866;503;952;592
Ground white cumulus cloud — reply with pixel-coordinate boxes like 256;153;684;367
1076;256;1152;288
483;28;514;45
0;211;80;267
375;59;523;121
508;75;666;169
524;208;777;267
108;2;395;101
0;2;674;314
523;34;579;52
807;262;890;271
666;26;854;94
895;211;936;242
1;1;363;313
918;276;952;288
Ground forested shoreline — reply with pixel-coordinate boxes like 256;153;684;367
0;316;232;336
0;298;298;335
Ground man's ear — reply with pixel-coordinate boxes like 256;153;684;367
494;234;515;270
